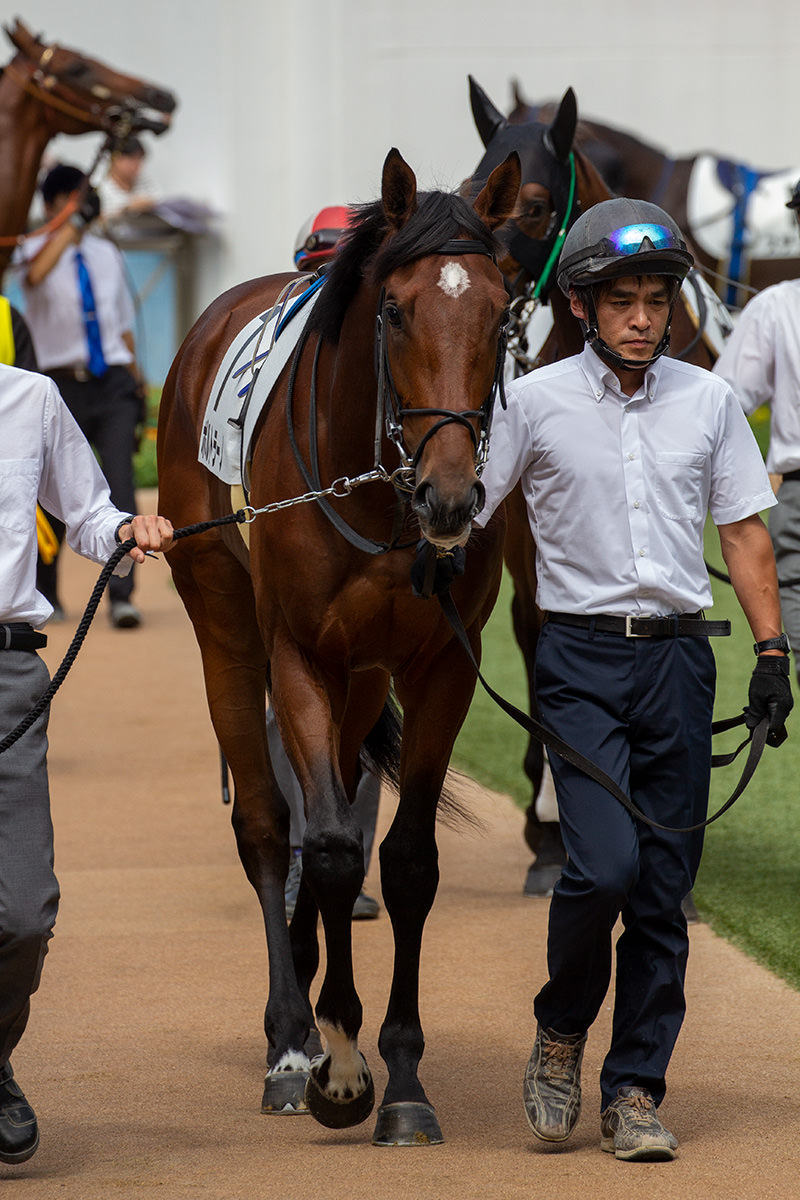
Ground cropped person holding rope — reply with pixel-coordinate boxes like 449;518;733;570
714;177;800;684
474;198;791;1161
0;362;172;1165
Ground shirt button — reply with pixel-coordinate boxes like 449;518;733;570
627;453;635;461
633;500;641;509
639;548;647;557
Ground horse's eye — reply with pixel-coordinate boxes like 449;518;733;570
63;61;90;81
384;303;402;328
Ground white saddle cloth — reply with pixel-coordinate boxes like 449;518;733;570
198;277;322;486
687;153;799;263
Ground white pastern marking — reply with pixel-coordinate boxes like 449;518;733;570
318;1020;369;1098
270;1049;311;1073
438;260;471;299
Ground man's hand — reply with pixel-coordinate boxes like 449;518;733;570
117;514;174;563
71;186;101;229
745;656;793;747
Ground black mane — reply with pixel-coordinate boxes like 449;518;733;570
309;189;498;344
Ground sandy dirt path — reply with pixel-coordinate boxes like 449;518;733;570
3;491;799;1198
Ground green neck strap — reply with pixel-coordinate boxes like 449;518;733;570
532;152;577;301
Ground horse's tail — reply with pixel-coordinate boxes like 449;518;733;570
361;693;483;832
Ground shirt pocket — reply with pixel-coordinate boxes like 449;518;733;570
0;459;38;534
654;450;705;522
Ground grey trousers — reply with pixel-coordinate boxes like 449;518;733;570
769;480;800;684
0;652;60;1066
265;706;380;871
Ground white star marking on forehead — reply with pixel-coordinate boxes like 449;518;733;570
438;261;471;299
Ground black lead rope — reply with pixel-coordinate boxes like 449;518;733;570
436;584;769;835
0;512;247;758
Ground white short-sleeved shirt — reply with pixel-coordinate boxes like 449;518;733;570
18;232;136;372
0;364;131;626
475;344;775;617
713;279;800;475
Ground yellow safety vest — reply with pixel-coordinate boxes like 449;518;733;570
0;295;14;365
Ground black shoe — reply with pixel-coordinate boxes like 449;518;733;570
110;600;142;629
0;1063;39;1164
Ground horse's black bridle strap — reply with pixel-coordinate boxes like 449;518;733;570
437;584;768;835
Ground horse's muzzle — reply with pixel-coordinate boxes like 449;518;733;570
411;478;485;548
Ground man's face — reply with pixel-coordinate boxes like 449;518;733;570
570;275;671;362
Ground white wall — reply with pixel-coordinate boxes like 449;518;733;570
14;0;800;319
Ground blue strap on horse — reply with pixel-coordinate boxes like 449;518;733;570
716;160;763;307
434;578;770;835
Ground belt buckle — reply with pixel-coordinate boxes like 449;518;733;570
74;366;91;382
625;614;652;638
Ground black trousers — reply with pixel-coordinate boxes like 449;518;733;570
532;621;715;1109
37;366;140;606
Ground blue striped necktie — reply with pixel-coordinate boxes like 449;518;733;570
74;248;107;378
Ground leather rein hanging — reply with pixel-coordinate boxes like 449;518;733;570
284;238;508;556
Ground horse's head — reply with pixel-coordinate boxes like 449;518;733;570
3;18;176;137
375;148;520;549
465;78;608;298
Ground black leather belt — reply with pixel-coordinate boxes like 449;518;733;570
782;469;800;482
0;623;48;652
544;611;731;638
49;366;93;383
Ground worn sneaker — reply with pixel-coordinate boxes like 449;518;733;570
523;1024;587;1142
600;1087;678;1161
0;1062;39;1164
352;889;379;920
110;600;142;629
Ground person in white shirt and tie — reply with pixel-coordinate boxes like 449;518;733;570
18;165;146;630
474;198;791;1161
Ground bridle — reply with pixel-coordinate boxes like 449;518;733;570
4;43;137;136
375;239;509;488
285;237;509;556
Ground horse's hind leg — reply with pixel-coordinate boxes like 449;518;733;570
168;537;315;1112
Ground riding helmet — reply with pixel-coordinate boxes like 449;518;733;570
293;205;353;270
557;197;694;296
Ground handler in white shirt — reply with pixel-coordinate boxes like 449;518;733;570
18;164;146;630
0;363;172;1166
475;199;791;1162
714;177;800;678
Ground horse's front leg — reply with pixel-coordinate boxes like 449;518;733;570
373;644;479;1147
269;651;375;1129
168;542;315;1113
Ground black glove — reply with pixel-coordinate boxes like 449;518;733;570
745;656;793;747
73;186;101;229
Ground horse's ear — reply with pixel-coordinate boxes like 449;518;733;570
546;87;578;163
473;151;521;231
469;76;508;148
4;18;31;54
382;148;418;230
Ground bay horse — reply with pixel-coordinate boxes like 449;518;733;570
0;18;176;280
465;78;722;896
157;147;520;1146
507;81;800;308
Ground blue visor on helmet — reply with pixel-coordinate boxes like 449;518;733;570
603;222;681;254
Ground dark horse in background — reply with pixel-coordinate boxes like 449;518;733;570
157;148;520;1146
0;18;176;281
507;81;800;309
465;78;722;899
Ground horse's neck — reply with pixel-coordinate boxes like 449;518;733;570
0;70;56;274
580;121;676;198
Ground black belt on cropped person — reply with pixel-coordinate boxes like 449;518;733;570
543;612;731;638
0;623;48;651
782;469;800;482
49;365;95;383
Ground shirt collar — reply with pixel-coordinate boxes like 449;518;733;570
579;343;663;404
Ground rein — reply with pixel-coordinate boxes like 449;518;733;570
435;581;768;835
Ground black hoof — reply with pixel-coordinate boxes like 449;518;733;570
372;1102;444;1146
523;860;563;897
304;1057;375;1129
261;1069;310;1114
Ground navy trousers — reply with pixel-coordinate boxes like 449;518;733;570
532;622;715;1109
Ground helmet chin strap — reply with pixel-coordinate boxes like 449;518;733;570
580;291;674;372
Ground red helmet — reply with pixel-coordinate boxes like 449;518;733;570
293;205;353;270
